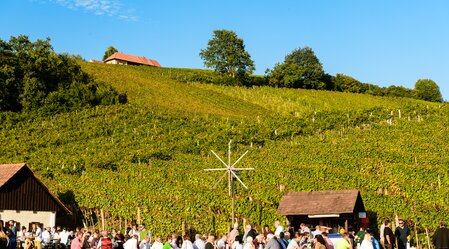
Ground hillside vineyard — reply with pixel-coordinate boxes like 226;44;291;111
1;62;448;236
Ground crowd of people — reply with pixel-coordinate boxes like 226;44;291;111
1;219;449;249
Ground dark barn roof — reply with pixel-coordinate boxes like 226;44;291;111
0;163;70;213
277;189;365;216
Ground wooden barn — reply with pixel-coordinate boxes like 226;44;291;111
277;189;368;233
0;163;70;228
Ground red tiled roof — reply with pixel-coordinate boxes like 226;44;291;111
277;189;364;215
0;163;27;187
104;52;161;67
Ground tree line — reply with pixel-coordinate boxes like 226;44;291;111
0;35;126;114
199;30;444;103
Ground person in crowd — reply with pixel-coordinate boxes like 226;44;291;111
379;219;387;248
175;235;183;249
150;237;163;249
181;235;193;249
139;225;148;245
0;222;8;249
394;220;410;249
355;228;365;248
284;233;291;244
232;235;243;249
277;233;287;249
312;226;322;239
71;232;84;249
205;235;215;249
97;231;113;249
216;236;227;249
229;224;239;243
265;234;280;249
286;232;304;249
60;228;69;249
114;231;125;249
255;235;264;249
83;232;92;249
128;226;139;243
18;226;28;249
299;225;310;235
274;222;284;238
314;235;326;249
162;236;172;249
243;225;257;242
67;231;76;247
369;233;380;249
321;232;334;249
359;234;373;249
42;227;51;245
193;235;205;249
263;226;273;239
336;233;351;249
7;221;17;249
383;220;394;249
124;235;138;249
243;237;254;249
139;236;151;249
432;220;449;249
91;230;100;249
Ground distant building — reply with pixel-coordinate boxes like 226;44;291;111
104;52;161;67
0;163;70;228
89;59;104;63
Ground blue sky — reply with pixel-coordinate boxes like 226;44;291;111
1;0;448;100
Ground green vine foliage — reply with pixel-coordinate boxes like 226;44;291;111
0;63;448;237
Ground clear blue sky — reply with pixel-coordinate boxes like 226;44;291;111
1;0;448;100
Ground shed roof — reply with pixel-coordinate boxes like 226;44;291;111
277;189;365;216
0;163;70;213
104;52;161;67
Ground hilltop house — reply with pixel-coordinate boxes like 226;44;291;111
104;52;161;67
0;163;70;228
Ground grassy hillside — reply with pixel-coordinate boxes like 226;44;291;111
1;63;448;237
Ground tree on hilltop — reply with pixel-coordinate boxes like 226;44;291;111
103;46;118;61
199;30;255;78
414;79;443;102
267;46;325;89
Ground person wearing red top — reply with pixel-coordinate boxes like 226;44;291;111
97;231;113;249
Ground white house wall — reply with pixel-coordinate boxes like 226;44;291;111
0;210;56;228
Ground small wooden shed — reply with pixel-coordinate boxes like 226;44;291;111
0;163;70;228
277;190;367;232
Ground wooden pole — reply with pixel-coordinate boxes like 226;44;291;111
119;217;122;232
414;225;419;249
426;228;431;249
137;207;141;225
438;175;441;189
344;219;348;234
182;220;186;237
232;178;235;225
101;209;105;231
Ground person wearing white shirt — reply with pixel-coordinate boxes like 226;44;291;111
124;235;138;249
274;221;284;237
150;237;163;249
181;235;194;249
60;228;69;246
193;234;205;249
139;236;151;249
42;227;51;244
217;235;227;249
